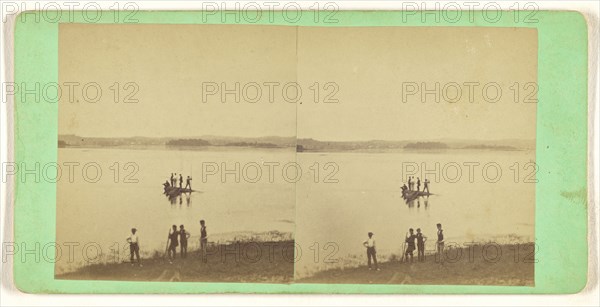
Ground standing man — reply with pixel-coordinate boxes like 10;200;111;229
404;228;416;263
170;173;175;187
416;228;427;262
436;223;444;262
199;220;208;263
185;176;192;190
416;177;421;192
179;225;190;258
126;228;142;266
408;177;413;191
423;178;430;193
363;232;380;271
167;225;179;263
179;174;183;188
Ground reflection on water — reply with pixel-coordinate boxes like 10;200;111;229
165;191;193;207
407;196;430;210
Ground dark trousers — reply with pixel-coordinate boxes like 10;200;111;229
185;183;191;189
200;239;207;263
180;241;188;258
168;244;177;259
405;245;415;262
423;186;429;193
367;247;378;269
130;243;140;263
418;244;425;261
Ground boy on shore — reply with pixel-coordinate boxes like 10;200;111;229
199;220;208;263
363;232;380;271
126;228;142;266
404;228;416;263
436;223;444;263
167;225;179;263
416;228;427;262
179;225;190;258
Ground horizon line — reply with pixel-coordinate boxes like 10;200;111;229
58;134;536;143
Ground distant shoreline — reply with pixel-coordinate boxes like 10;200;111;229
58;144;532;154
58;135;535;152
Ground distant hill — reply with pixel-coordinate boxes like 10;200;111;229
166;139;210;146
404;142;448;150
296;138;533;152
199;135;296;147
58;135;295;148
462;144;519;151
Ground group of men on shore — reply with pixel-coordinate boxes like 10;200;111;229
363;223;444;271
125;220;208;266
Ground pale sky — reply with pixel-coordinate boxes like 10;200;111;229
59;24;537;141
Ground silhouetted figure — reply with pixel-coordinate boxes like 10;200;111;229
185;176;192;190
179;225;190;258
436;223;444;262
404;228;416;262
408;177;413;191
167;225;179;263
199;220;208;263
416;228;427;262
416;177;421;191
423;179;430;193
179;174;183;188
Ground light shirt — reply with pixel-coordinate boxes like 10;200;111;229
128;233;139;244
364;237;376;248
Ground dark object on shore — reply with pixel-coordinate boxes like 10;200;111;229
402;189;432;202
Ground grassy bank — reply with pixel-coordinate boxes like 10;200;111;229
298;243;535;286
57;242;534;286
57;241;294;283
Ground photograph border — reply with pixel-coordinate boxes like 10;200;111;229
12;10;588;294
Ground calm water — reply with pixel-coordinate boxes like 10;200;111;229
56;147;296;273
56;147;534;277
294;150;535;278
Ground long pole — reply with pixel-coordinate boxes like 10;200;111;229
164;229;171;259
400;231;407;262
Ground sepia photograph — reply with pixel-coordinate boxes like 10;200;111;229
55;24;536;285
